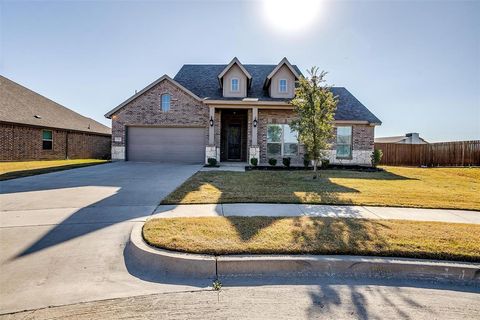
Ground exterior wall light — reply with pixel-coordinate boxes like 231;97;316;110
209;116;214;127
253;117;258;128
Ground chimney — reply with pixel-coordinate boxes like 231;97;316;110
406;133;420;144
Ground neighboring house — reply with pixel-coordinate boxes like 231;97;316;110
375;133;428;144
105;57;381;165
0;75;111;161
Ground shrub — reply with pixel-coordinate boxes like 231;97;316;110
321;159;330;169
303;154;310;168
371;149;383;167
250;157;258;167
268;158;277;166
207;157;217;166
282;157;291;168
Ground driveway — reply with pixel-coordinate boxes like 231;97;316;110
0;162;204;314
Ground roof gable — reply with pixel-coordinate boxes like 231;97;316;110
264;57;300;89
0;75;111;135
217;57;252;88
266;57;300;80
104;74;202;118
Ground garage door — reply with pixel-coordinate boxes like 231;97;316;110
127;127;205;163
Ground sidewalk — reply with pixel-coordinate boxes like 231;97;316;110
153;203;480;224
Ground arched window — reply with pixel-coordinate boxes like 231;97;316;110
161;94;171;112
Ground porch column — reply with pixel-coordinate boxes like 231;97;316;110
249;107;260;163
208;106;215;145
252;107;258;146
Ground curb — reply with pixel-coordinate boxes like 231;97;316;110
128;222;480;284
128;223;216;278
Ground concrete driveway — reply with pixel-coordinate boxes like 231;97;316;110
0;162;205;314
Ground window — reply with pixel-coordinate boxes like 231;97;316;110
161;94;171;112
42;130;53;150
231;78;239;92
267;124;298;156
279;79;287;93
336;126;352;158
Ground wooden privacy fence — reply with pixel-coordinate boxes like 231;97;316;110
374;141;480;166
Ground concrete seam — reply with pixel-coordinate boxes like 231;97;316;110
444;210;474;223
361;206;384;219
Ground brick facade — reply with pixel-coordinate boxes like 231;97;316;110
256;109;375;166
110;79;208;160
257;109;306;165
0;122;111;161
108;80;375;165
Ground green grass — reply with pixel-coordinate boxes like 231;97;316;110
0;159;109;180
161;167;480;210
143;216;480;262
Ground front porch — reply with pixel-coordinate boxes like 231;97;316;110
205;106;260;165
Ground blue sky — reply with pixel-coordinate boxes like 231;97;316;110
1;0;479;142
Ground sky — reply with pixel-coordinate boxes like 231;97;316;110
1;0;479;142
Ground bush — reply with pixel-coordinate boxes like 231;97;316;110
371;149;383;167
282;157;291;168
268;158;277;166
207;157;217;166
321;159;330;169
250;157;258;167
303;154;310;168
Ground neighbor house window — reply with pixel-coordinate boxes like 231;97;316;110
279;79;287;93
231;78;239;92
267;124;298;156
161;94;171;112
42;130;53;150
336;126;352;158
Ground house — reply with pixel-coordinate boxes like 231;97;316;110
105;57;381;165
375;133;428;144
0;75;111;161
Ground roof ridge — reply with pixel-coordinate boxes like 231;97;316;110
0;75;111;134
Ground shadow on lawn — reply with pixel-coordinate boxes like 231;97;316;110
0;162;108;181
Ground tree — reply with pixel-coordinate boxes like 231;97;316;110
290;67;337;178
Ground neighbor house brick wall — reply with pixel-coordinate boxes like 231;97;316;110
0;122;111;161
110;79;208;160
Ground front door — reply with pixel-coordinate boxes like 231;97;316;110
227;124;241;160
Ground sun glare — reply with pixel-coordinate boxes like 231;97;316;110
262;0;321;33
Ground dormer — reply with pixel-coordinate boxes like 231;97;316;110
218;57;252;98
264;57;300;99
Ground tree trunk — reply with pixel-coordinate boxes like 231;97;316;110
313;159;319;179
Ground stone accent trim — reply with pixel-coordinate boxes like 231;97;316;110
205;146;220;164
248;146;260;164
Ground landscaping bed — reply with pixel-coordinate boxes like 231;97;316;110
161;166;480;210
246;164;382;172
143;217;480;262
0;159;109;180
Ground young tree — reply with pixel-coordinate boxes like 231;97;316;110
290;67;337;178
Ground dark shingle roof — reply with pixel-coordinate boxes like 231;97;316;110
0;75;111;135
174;64;381;124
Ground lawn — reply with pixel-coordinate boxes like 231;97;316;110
161;167;480;210
0;159;109;180
143;217;480;262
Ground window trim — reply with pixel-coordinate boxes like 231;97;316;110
42;129;53;150
267;124;298;157
336;126;353;159
161;93;171;112
231;78;239;92
279;79;288;93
